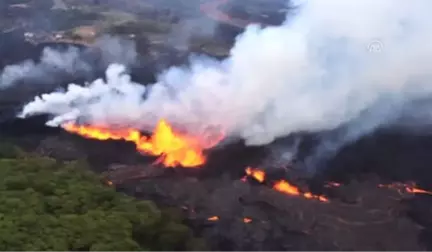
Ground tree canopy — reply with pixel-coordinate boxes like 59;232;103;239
0;143;205;251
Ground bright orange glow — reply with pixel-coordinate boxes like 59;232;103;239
406;187;432;195
207;216;219;221
245;167;265;183
62;119;222;168
273;180;300;196
318;195;329;202
242;167;329;202
273;180;329;202
379;182;432;196
243;218;252;223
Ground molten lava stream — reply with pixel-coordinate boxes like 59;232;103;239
243;167;329;202
273;180;329;202
244;167;265;183
378;182;432;196
62;119;219;168
207;216;219;221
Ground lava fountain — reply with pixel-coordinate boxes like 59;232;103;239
62;119;224;168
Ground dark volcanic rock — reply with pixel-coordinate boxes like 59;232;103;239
35;136;87;161
128;176;423;250
1;115;431;251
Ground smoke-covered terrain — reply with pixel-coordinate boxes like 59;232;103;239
18;0;432;169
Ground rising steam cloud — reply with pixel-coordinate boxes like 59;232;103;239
0;36;137;89
0;46;89;88
19;0;432;151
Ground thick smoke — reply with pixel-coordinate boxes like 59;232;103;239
0;46;89;88
92;35;138;67
167;16;218;51
19;0;432;157
0;36;137;89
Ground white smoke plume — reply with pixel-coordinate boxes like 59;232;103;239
92;35;138;67
0;36;137;89
167;17;218;51
0;46;89;88
19;0;432;153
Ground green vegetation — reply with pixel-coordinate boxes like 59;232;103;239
107;20;171;35
48;9;103;31
189;36;231;58
0;143;206;251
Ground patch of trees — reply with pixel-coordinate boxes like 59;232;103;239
0;143;206;251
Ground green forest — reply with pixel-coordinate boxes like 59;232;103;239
0;143;206;251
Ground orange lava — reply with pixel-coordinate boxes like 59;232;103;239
272;181;329;202
62;119;219;168
245;167;266;183
243;167;329;202
207;216;219;221
273;180;300;196
406;187;432;195
378;182;432;196
243;218;252;223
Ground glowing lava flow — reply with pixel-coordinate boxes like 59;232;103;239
207;216;219;221
62;120;214;168
273;180;329;202
378;182;432;196
242;167;329;202
245;167;266;183
272;180;300;196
